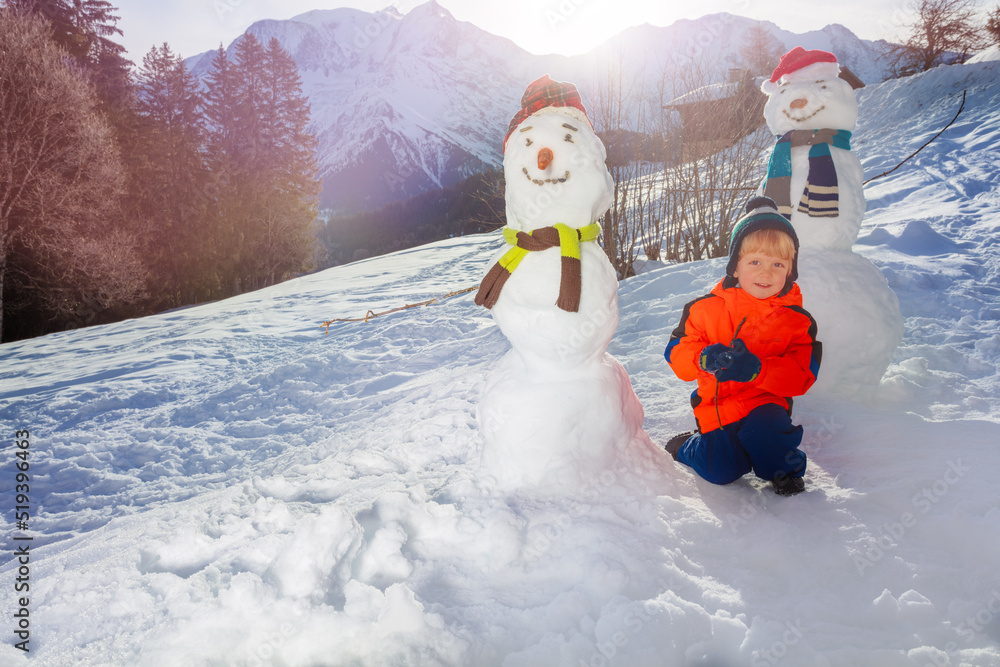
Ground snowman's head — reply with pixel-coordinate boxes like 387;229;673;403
502;76;613;232
761;48;858;136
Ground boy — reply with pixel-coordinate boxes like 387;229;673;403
663;197;822;495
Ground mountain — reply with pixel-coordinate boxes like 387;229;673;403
3;50;1000;665
186;2;894;213
187;1;537;213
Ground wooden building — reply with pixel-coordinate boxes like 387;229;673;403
665;69;766;162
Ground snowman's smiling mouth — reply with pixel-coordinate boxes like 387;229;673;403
783;105;826;122
523;167;570;186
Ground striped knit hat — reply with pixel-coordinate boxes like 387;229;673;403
726;196;800;292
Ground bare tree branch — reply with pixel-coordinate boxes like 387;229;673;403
884;0;990;77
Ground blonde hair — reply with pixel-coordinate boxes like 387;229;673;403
739;228;796;261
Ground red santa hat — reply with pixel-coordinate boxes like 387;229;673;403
503;74;593;152
762;47;840;94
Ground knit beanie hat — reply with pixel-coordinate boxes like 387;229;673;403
726;196;800;294
504;74;593;152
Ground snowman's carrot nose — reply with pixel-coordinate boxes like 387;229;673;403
790;98;808;110
537;147;554;170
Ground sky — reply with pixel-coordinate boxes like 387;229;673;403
111;0;913;64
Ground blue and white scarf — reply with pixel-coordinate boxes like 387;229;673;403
764;129;852;218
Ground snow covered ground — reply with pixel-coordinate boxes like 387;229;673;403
3;52;1000;667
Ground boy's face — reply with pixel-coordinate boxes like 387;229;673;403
734;251;791;300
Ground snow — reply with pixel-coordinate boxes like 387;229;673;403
967;46;1000;64
4;55;1000;667
666;80;743;107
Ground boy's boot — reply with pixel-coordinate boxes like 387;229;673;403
772;474;805;496
664;431;696;461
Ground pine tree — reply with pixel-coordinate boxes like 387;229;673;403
202;44;244;294
131;42;214;306
68;0;125;58
204;45;241;167
136;43;203;134
262;37;317;185
252;37;320;287
76;0;132;114
233;32;267;171
204;33;319;293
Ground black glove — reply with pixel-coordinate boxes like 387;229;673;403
699;343;729;373
714;338;761;383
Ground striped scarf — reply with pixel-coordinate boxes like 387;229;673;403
763;129;852;218
475;222;601;313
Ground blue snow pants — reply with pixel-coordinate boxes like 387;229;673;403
676;403;806;485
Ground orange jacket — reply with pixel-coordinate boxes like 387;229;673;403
665;278;822;433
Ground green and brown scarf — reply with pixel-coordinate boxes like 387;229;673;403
475;222;601;313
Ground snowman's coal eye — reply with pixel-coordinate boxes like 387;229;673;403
564;134;574;143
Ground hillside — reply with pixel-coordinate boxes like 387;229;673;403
2;52;1000;666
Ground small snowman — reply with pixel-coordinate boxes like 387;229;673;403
760;47;904;394
475;75;646;491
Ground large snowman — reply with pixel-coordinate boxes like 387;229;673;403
759;47;904;394
474;75;646;491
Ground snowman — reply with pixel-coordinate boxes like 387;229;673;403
474;74;646;491
759;47;904;394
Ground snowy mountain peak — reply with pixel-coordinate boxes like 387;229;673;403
822;22;859;38
406;0;453;20
289;6;384;29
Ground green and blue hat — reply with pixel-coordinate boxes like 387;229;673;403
726;196;800;294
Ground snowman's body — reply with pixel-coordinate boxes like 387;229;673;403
477;104;645;490
760;54;903;394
